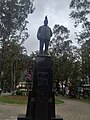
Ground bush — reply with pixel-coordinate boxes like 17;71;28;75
16;90;23;95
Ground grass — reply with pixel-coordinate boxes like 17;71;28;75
76;97;90;104
64;96;90;104
0;95;28;104
0;95;64;105
55;97;64;104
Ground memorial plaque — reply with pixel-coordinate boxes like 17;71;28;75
37;72;48;87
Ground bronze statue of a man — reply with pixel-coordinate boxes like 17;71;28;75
37;16;52;54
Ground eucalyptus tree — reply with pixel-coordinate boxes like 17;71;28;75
50;24;74;92
69;0;90;84
0;0;35;40
69;0;90;43
0;0;35;91
1;39;29;92
81;40;90;84
50;24;82;96
0;0;35;60
50;25;70;56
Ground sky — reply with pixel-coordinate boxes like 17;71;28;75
24;0;77;55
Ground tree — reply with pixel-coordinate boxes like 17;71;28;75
0;0;35;91
0;0;35;63
50;25;70;56
50;25;73;94
69;0;90;43
69;0;90;84
0;40;30;92
81;40;90;84
0;0;35;41
50;24;82;96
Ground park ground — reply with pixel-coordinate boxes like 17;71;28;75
0;96;90;120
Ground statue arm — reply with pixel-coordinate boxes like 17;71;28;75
37;27;41;40
50;28;52;37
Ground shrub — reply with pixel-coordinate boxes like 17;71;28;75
16;90;23;95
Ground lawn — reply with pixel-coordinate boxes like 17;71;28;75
76;98;90;104
0;95;28;104
64;96;90;104
0;95;64;105
55;98;64;104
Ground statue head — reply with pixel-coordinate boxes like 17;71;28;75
44;16;48;26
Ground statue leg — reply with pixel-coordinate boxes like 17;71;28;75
40;40;44;54
45;39;49;54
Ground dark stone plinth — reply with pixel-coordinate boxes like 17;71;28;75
51;117;63;120
33;55;52;120
17;55;63;120
17;114;29;120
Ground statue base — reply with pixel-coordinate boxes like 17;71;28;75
17;55;63;120
17;115;63;120
17;114;28;120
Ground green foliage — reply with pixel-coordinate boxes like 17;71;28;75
50;24;82;96
69;0;90;26
69;0;90;85
69;0;90;43
0;0;35;92
50;24;73;82
16;90;23;95
0;39;32;92
0;0;35;42
50;25;70;56
81;40;90;82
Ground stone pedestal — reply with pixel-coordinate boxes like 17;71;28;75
17;55;63;120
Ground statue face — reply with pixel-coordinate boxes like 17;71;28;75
44;20;48;26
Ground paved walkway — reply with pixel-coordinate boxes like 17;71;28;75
56;98;90;120
0;104;26;120
0;98;90;120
